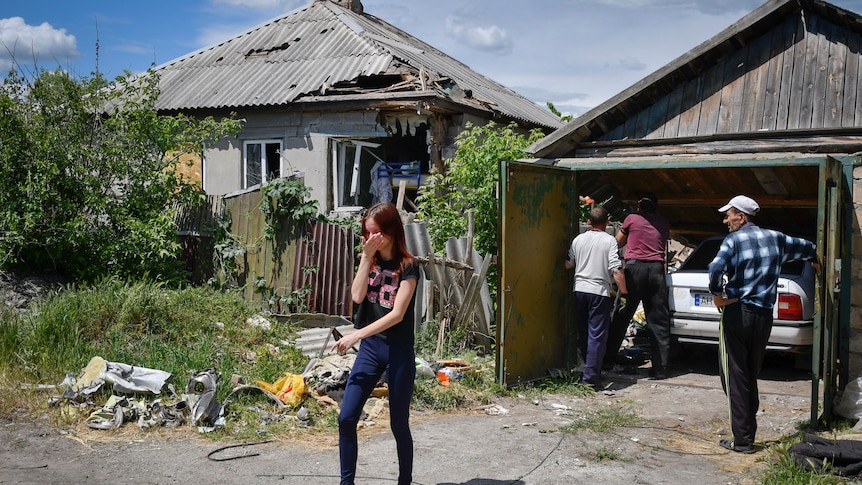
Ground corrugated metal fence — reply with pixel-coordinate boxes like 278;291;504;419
292;220;354;317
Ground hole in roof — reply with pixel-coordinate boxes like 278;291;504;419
320;28;328;34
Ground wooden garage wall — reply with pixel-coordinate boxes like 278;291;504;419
599;11;862;143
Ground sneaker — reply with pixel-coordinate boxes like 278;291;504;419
719;438;755;454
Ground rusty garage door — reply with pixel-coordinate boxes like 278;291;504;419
497;161;577;386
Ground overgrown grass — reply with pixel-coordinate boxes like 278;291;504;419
414;318;483;360
527;373;595;397
409;356;503;411
0;277;308;423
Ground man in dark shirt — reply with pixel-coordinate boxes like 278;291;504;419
604;193;672;379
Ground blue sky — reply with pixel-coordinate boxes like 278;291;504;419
5;0;862;117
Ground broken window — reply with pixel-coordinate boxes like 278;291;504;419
329;120;430;213
243;140;282;189
331;139;379;212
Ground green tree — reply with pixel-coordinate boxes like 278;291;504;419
546;102;573;123
0;68;242;282
415;121;545;258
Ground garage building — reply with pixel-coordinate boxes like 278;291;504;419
497;0;861;426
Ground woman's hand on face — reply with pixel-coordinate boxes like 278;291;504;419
362;232;386;257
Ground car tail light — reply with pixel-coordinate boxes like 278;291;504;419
777;294;803;320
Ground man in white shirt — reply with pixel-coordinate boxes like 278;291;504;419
565;207;627;389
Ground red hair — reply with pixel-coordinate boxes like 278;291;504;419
362;202;415;272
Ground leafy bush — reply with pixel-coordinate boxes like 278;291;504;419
259;177;319;241
415;121;545;258
0;68;241;282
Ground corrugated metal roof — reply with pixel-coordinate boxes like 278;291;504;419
154;0;561;129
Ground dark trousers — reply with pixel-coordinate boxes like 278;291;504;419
574;291;613;385
338;335;415;485
604;261;671;373
718;302;772;448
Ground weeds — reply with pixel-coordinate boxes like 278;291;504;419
528;374;595;397
414;318;482;359
593;445;621;462
560;405;646;434
758;440;845;484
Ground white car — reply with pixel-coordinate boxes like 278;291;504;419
667;236;816;353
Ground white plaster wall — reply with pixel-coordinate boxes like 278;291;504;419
202;108;386;212
201;107;506;212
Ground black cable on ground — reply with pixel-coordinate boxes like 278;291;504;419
508;432;568;485
207;439;273;461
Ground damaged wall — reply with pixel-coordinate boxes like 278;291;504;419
201;107;506;214
205;109;387;206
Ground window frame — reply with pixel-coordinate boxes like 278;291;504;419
330;138;381;213
242;139;283;189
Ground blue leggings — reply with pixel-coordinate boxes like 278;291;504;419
338;335;415;485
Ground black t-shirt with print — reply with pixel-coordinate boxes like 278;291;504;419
354;258;419;344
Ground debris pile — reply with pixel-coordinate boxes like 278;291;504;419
47;352;475;434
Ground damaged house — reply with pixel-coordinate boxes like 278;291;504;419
154;0;561;213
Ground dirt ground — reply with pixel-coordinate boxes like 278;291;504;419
0;347;825;485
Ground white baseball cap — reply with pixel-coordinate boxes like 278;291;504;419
719;195;760;215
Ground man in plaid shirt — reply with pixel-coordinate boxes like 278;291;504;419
708;195;819;455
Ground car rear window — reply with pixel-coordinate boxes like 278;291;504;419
678;237;806;275
678;239;721;271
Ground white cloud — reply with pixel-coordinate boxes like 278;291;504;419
0;17;78;71
444;15;512;55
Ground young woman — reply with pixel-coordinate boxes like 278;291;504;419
332;202;419;485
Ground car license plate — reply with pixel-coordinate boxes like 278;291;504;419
693;292;714;307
